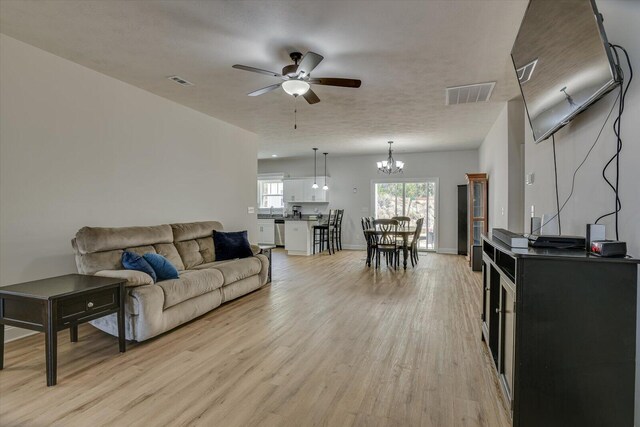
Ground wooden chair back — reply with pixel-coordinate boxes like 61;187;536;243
373;219;399;247
413;217;424;243
335;209;344;229
392;216;411;227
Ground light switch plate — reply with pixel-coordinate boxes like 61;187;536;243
247;207;255;214
526;173;535;185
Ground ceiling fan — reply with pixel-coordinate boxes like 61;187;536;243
232;51;361;104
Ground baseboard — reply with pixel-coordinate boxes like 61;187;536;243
436;248;459;255
4;326;38;343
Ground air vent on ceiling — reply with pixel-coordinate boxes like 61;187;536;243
516;59;538;84
445;82;495;105
167;75;194;86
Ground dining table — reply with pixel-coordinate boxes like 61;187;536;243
364;227;417;269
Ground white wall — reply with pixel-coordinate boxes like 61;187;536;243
259;150;478;253
479;105;509;231
479;98;525;233
521;1;640;419
0;35;259;340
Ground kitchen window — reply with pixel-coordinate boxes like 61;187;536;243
258;176;284;209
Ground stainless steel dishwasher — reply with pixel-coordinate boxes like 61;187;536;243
274;219;285;247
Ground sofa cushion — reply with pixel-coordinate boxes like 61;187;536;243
175;240;204;269
153;243;185;271
74;224;173;254
156;269;224;309
211;256;262;286
196;237;215;263
143;253;179;281
75;249;123;275
125;245;156;257
191;260;236;270
122;251;157;283
171;221;223;242
94;269;155;288
213;230;253;261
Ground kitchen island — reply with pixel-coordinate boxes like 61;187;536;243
283;216;321;256
257;214;322;256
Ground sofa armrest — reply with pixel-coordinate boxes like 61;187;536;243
95;269;154;287
250;244;261;256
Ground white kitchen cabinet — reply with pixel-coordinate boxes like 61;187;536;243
283;179;304;203
284;177;330;203
257;218;275;245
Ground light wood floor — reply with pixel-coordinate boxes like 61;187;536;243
0;250;510;427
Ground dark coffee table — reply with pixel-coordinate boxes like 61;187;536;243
0;274;126;386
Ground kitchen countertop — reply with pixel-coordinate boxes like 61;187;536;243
257;214;322;222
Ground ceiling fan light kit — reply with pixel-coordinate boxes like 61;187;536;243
282;80;310;96
377;141;404;175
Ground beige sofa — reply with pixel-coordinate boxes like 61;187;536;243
71;221;269;342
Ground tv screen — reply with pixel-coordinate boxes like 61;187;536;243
511;0;620;143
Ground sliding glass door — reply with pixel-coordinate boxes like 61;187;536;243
373;180;437;250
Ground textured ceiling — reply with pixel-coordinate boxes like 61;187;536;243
0;0;528;159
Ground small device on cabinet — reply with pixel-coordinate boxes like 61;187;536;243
590;240;627;258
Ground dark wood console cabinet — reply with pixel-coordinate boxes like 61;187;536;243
481;234;638;427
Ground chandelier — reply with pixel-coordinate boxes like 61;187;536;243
376;141;404;174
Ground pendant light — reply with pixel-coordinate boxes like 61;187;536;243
312;148;319;189
322;152;329;191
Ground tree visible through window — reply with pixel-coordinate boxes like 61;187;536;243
258;180;284;209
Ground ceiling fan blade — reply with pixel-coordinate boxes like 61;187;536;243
303;88;320;104
248;83;281;96
232;64;281;78
309;78;361;88
297;52;324;76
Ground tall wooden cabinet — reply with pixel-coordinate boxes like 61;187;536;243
466;173;488;270
481;234;638;426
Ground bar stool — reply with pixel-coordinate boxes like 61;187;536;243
313;209;337;255
334;209;344;251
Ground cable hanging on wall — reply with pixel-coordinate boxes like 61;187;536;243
594;44;633;240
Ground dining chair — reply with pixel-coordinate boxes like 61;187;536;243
361;217;375;266
372;219;400;269
408;217;424;267
392;216;411;227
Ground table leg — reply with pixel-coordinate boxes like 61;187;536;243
70;325;78;342
117;285;126;353
44;300;57;386
403;235;409;269
0;322;4;370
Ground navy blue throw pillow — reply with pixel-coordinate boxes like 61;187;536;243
143;253;179;282
122;251;157;283
213;230;253;261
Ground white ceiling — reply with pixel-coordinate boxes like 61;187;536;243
0;0;528;159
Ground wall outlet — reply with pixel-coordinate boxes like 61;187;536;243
247;207;255;214
501;207;505;216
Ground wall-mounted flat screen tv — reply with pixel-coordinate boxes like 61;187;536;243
511;0;621;143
